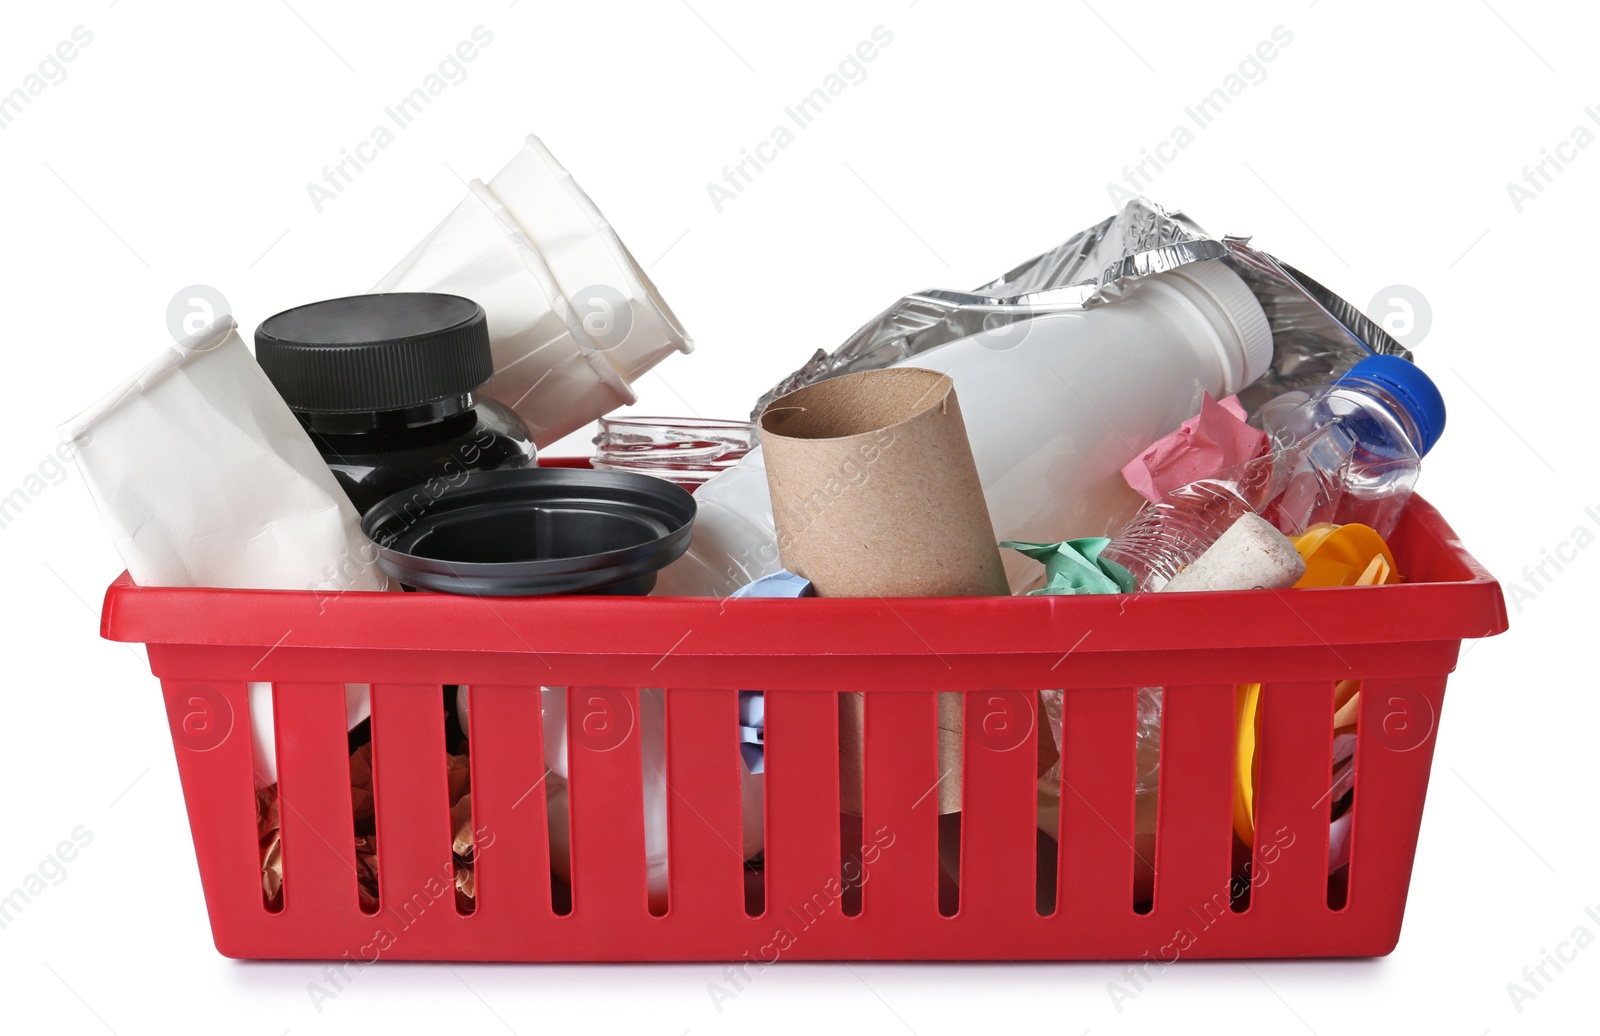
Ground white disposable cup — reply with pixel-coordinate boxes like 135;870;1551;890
374;180;633;447
486;136;692;385
375;136;692;447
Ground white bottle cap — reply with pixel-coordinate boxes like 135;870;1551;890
1167;259;1274;392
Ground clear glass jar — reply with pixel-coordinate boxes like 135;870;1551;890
592;416;756;489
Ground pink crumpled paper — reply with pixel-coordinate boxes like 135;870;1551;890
1122;393;1270;504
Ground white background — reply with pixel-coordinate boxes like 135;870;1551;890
0;0;1592;1033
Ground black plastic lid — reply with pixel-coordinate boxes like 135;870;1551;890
255;293;493;414
361;468;697;596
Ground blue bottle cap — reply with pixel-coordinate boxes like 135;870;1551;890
1337;354;1446;457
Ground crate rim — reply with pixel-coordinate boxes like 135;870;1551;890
100;495;1508;659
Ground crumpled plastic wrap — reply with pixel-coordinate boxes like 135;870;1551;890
753;198;1410;419
1104;476;1270;592
1039;686;1164;804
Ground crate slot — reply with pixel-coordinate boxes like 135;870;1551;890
1326;679;1361;910
1036;690;1060;918
640;689;670;918
251;680;285;914
538;686;574;915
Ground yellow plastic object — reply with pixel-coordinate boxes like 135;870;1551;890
1232;682;1263;841
1232;523;1401;844
1293;522;1399;588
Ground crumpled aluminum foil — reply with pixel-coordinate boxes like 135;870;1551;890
753;198;1411;419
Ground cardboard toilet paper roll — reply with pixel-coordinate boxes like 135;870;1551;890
761;368;1008;814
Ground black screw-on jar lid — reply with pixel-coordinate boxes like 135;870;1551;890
255;293;493;414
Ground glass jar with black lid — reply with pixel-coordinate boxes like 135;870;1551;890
256;292;535;513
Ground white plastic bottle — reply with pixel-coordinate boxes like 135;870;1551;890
654;258;1275;595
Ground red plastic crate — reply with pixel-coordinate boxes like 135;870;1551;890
100;491;1506;961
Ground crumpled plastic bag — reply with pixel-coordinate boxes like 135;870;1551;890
1003;538;1137;596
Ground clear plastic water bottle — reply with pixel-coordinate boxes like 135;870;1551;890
1105;354;1445;590
1257;353;1444;538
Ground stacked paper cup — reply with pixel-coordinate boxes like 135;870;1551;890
374;136;692;446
